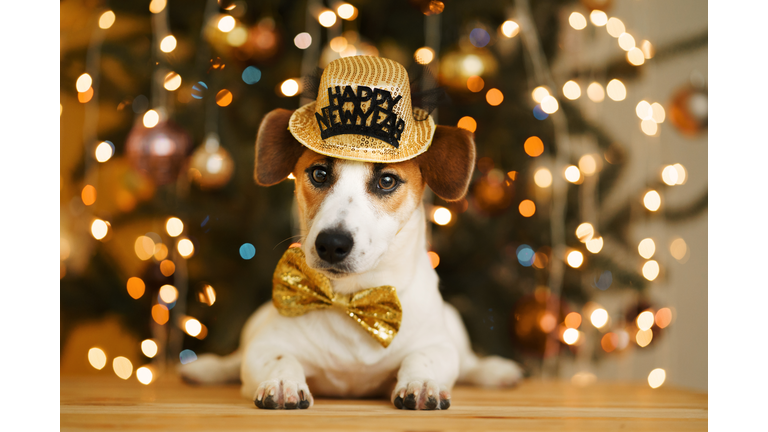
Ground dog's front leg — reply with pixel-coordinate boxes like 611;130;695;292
392;344;459;410
242;344;313;410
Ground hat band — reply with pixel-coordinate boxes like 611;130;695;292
314;85;406;148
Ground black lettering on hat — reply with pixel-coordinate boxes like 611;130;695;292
315;85;405;148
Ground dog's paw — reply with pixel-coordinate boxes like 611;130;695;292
462;355;524;388
253;379;313;410
391;380;451;410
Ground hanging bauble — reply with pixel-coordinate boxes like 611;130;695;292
509;292;569;358
438;47;498;91
126;119;191;186
408;0;445;15
669;85;708;136
189;134;234;190
580;0;614;11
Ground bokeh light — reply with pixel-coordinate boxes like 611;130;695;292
534;168;552;188
134;236;155;260
241;67;262;85
457;116;477;132
61;238;71;260
564;312;582;328
501;20;519;38
636;101;653;120
76;73;92;93
638;238;655;259
127;277;145;299
655;308;673;328
99;11;116;29
517;245;535;267
606;79;626;101
414;47;435;64
166;217;184;237
318;10;337;27
164;72;182;91
651;102;666;123
618;33;635;51
606;17;625;37
532;86;550;103
576;223;594;242
670;238;687;261
160;35;177;53
569;12;587;30
159;284;178;303
226;26;247;46
636;311;655;331
563;328;580;345
563;80;581;100
642;260;660;281
627;47;645;65
486;88;504;106
159;260;175;277
641;40;655;59
428;251;440;269
143;109;160;128
154;243;168;261
141;339;158;358
433;207;452;225
564;165;581;183
648;368;666;388
662;165;679;185
199;284;217;306
91;219;108;240
88;348;107;370
533;105;548;120
337;3;357;20
136;367;153;385
81;185;97;206
641;119;658;136
216;89;233;107
519;200;536;217
462;55;484;75
524;136;544;157
636;329;653;347
240;243;256;259
78;87;94;103
149;0;166;14
469;28;491;48
601;332;618;352
330;36;348;53
590;10;607;26
95;141;114;162
566;250;584;268
586;237;603;253
185;318;203;337
178;238;195;258
578;154;597;175
218;15;235;32
113;356;133;380
590;308;608;328
467;76;484;92
643;190;661;211
539;312;556;332
587;82;605;102
281;79;299;97
540;96;559;114
180;349;198;364
152;304;169;325
294;32;312;49
673;163;687;184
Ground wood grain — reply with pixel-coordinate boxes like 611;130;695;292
61;376;707;431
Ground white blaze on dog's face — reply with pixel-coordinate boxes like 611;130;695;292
293;149;425;278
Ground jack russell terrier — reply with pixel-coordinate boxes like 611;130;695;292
179;56;523;410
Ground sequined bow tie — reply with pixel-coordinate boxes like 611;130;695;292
271;247;402;348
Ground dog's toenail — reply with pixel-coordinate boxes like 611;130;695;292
264;395;278;409
425;396;438;410
394;396;404;409
299;400;310;409
404;393;417;410
440;399;451;410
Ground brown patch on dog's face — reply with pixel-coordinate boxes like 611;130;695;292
293;149;335;225
368;160;424;219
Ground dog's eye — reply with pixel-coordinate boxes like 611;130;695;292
378;175;397;191
311;167;328;184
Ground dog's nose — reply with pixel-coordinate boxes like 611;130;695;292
315;230;354;264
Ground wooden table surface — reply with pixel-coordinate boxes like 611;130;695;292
61;376;707;431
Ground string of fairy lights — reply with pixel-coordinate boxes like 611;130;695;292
64;0;693;391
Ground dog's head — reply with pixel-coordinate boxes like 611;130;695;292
254;108;475;278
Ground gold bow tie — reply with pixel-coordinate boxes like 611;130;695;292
271;247;402;348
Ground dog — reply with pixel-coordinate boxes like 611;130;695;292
179;57;523;410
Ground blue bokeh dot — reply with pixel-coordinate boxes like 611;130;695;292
242;66;262;85
240;243;256;260
533;104;549;120
516;245;535;267
179;349;198;364
469;28;491;48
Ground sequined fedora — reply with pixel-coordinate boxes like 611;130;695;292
288;56;436;163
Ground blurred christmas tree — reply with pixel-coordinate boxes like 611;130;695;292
60;0;707;380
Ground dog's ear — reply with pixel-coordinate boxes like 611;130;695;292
417;126;476;201
254;108;305;186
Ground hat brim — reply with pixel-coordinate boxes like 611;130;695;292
288;101;436;163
